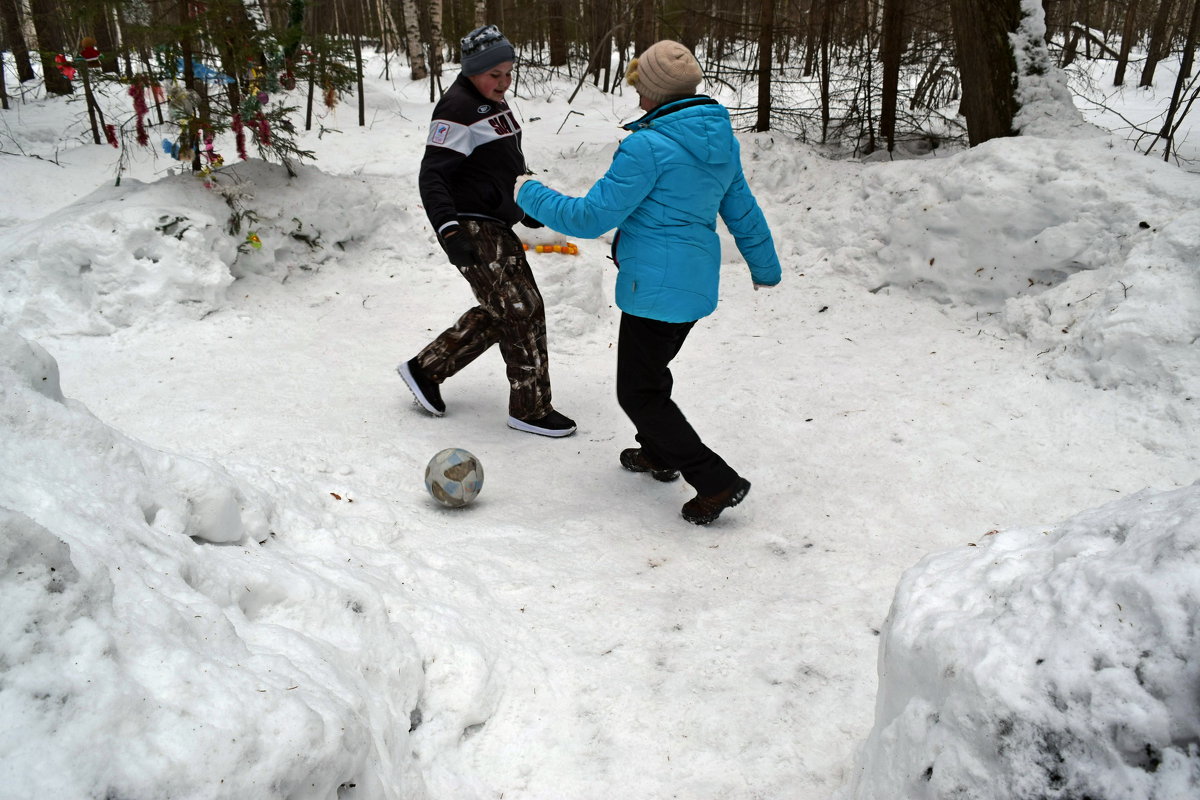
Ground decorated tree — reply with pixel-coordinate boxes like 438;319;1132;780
69;0;356;177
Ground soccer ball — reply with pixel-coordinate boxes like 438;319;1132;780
424;448;484;508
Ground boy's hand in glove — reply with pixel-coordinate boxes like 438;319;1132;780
439;224;475;267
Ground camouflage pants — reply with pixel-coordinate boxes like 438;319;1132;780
416;219;553;420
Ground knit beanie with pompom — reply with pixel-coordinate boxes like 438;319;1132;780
625;40;703;105
460;24;515;76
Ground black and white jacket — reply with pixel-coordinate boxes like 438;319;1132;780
418;74;529;236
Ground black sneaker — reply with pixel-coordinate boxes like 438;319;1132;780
619;448;679;482
681;477;751;525
507;409;577;438
398;358;445;416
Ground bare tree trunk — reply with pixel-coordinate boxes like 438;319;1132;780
584;0;614;90
80;62;106;144
880;0;907;152
0;33;8;108
634;0;655;55
1160;0;1200;159
354;33;366;126
27;0;73;95
755;0;774;131
803;0;817;77
0;0;35;82
1057;0;1076;63
90;1;120;74
819;0;832;142
1139;0;1175;87
306;50;317;130
548;0;567;65
473;0;485;27
1113;0;1139;85
949;0;1021;146
403;0;428;78
428;0;444;77
568;22;622;102
178;0;201;171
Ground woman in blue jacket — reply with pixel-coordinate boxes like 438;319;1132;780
517;40;781;524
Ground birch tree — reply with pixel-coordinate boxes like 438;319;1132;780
403;0;429;79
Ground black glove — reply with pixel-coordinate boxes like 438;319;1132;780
439;224;476;267
520;213;544;229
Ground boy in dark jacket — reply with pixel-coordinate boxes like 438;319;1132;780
399;24;575;438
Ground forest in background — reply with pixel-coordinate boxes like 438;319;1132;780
2;0;1198;166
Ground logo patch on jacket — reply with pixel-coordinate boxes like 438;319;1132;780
477;105;492;114
431;122;451;144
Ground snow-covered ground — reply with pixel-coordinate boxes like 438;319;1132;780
2;40;1198;800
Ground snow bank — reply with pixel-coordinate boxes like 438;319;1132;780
1003;210;1200;397
0;161;388;336
752;126;1200;398
845;483;1200;800
0;330;426;798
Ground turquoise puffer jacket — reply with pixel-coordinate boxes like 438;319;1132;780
517;97;781;323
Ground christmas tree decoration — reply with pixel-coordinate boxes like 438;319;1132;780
80;37;100;67
231;114;248;161
129;82;151;146
55;54;76;80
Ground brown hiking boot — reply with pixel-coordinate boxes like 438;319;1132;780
681;477;751;525
619;448;679;482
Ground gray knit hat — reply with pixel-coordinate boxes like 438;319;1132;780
626;40;703;105
461;25;515;76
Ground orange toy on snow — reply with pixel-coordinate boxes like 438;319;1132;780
530;243;579;255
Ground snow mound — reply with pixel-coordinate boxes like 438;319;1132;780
1003;210;1200;396
763;128;1200;398
846;483;1200;800
0;161;389;336
0;329;427;798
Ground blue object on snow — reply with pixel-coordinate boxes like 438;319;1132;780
175;57;234;84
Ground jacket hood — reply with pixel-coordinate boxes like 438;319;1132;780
623;97;733;165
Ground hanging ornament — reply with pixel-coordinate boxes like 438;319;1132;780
232;114;248;160
130;82;150;146
55;54;77;80
167;85;198;121
255;112;272;146
177;122;196;161
80;37;100;66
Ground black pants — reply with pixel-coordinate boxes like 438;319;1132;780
616;312;737;496
417;219;553;420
